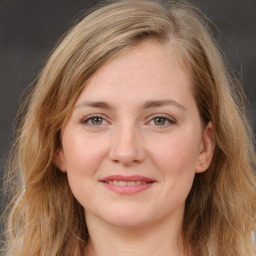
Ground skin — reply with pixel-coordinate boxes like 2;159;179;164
55;39;215;256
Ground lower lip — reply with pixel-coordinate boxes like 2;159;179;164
101;182;155;195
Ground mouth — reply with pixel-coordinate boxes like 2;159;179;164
100;175;156;194
102;180;153;186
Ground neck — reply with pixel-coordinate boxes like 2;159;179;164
84;211;185;256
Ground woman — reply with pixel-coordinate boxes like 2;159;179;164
3;0;256;255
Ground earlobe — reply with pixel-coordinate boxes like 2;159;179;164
196;122;215;173
54;148;67;173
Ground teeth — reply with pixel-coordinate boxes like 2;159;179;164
106;180;150;186
119;181;126;186
127;181;136;186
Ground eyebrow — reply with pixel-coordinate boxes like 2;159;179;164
75;101;112;109
143;100;186;110
75;99;186;111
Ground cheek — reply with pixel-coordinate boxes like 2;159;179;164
149;133;200;174
63;132;108;174
147;130;201;201
61;132;109;203
143;132;201;217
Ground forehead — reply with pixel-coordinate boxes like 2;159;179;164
75;40;194;106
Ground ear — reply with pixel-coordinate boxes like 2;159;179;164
195;122;215;173
54;148;67;173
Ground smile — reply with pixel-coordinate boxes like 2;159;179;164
100;175;156;194
103;180;150;186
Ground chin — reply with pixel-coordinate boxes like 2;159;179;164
107;217;150;228
100;207;154;228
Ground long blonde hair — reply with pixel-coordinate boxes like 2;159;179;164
2;1;256;255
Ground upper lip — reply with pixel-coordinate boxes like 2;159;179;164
100;175;156;182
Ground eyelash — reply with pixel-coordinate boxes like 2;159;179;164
80;114;110;127
80;114;176;128
147;114;176;128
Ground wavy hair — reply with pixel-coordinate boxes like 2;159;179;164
2;0;256;255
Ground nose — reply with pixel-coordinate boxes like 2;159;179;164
108;123;146;166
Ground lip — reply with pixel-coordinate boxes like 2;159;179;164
100;175;156;182
100;175;156;195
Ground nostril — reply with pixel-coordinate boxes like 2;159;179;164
108;132;146;164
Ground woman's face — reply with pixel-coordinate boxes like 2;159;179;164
56;40;214;228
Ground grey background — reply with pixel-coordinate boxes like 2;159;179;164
0;0;256;216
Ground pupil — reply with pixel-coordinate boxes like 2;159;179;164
154;117;165;125
92;117;102;125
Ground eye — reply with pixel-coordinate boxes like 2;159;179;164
148;115;176;127
81;115;109;126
